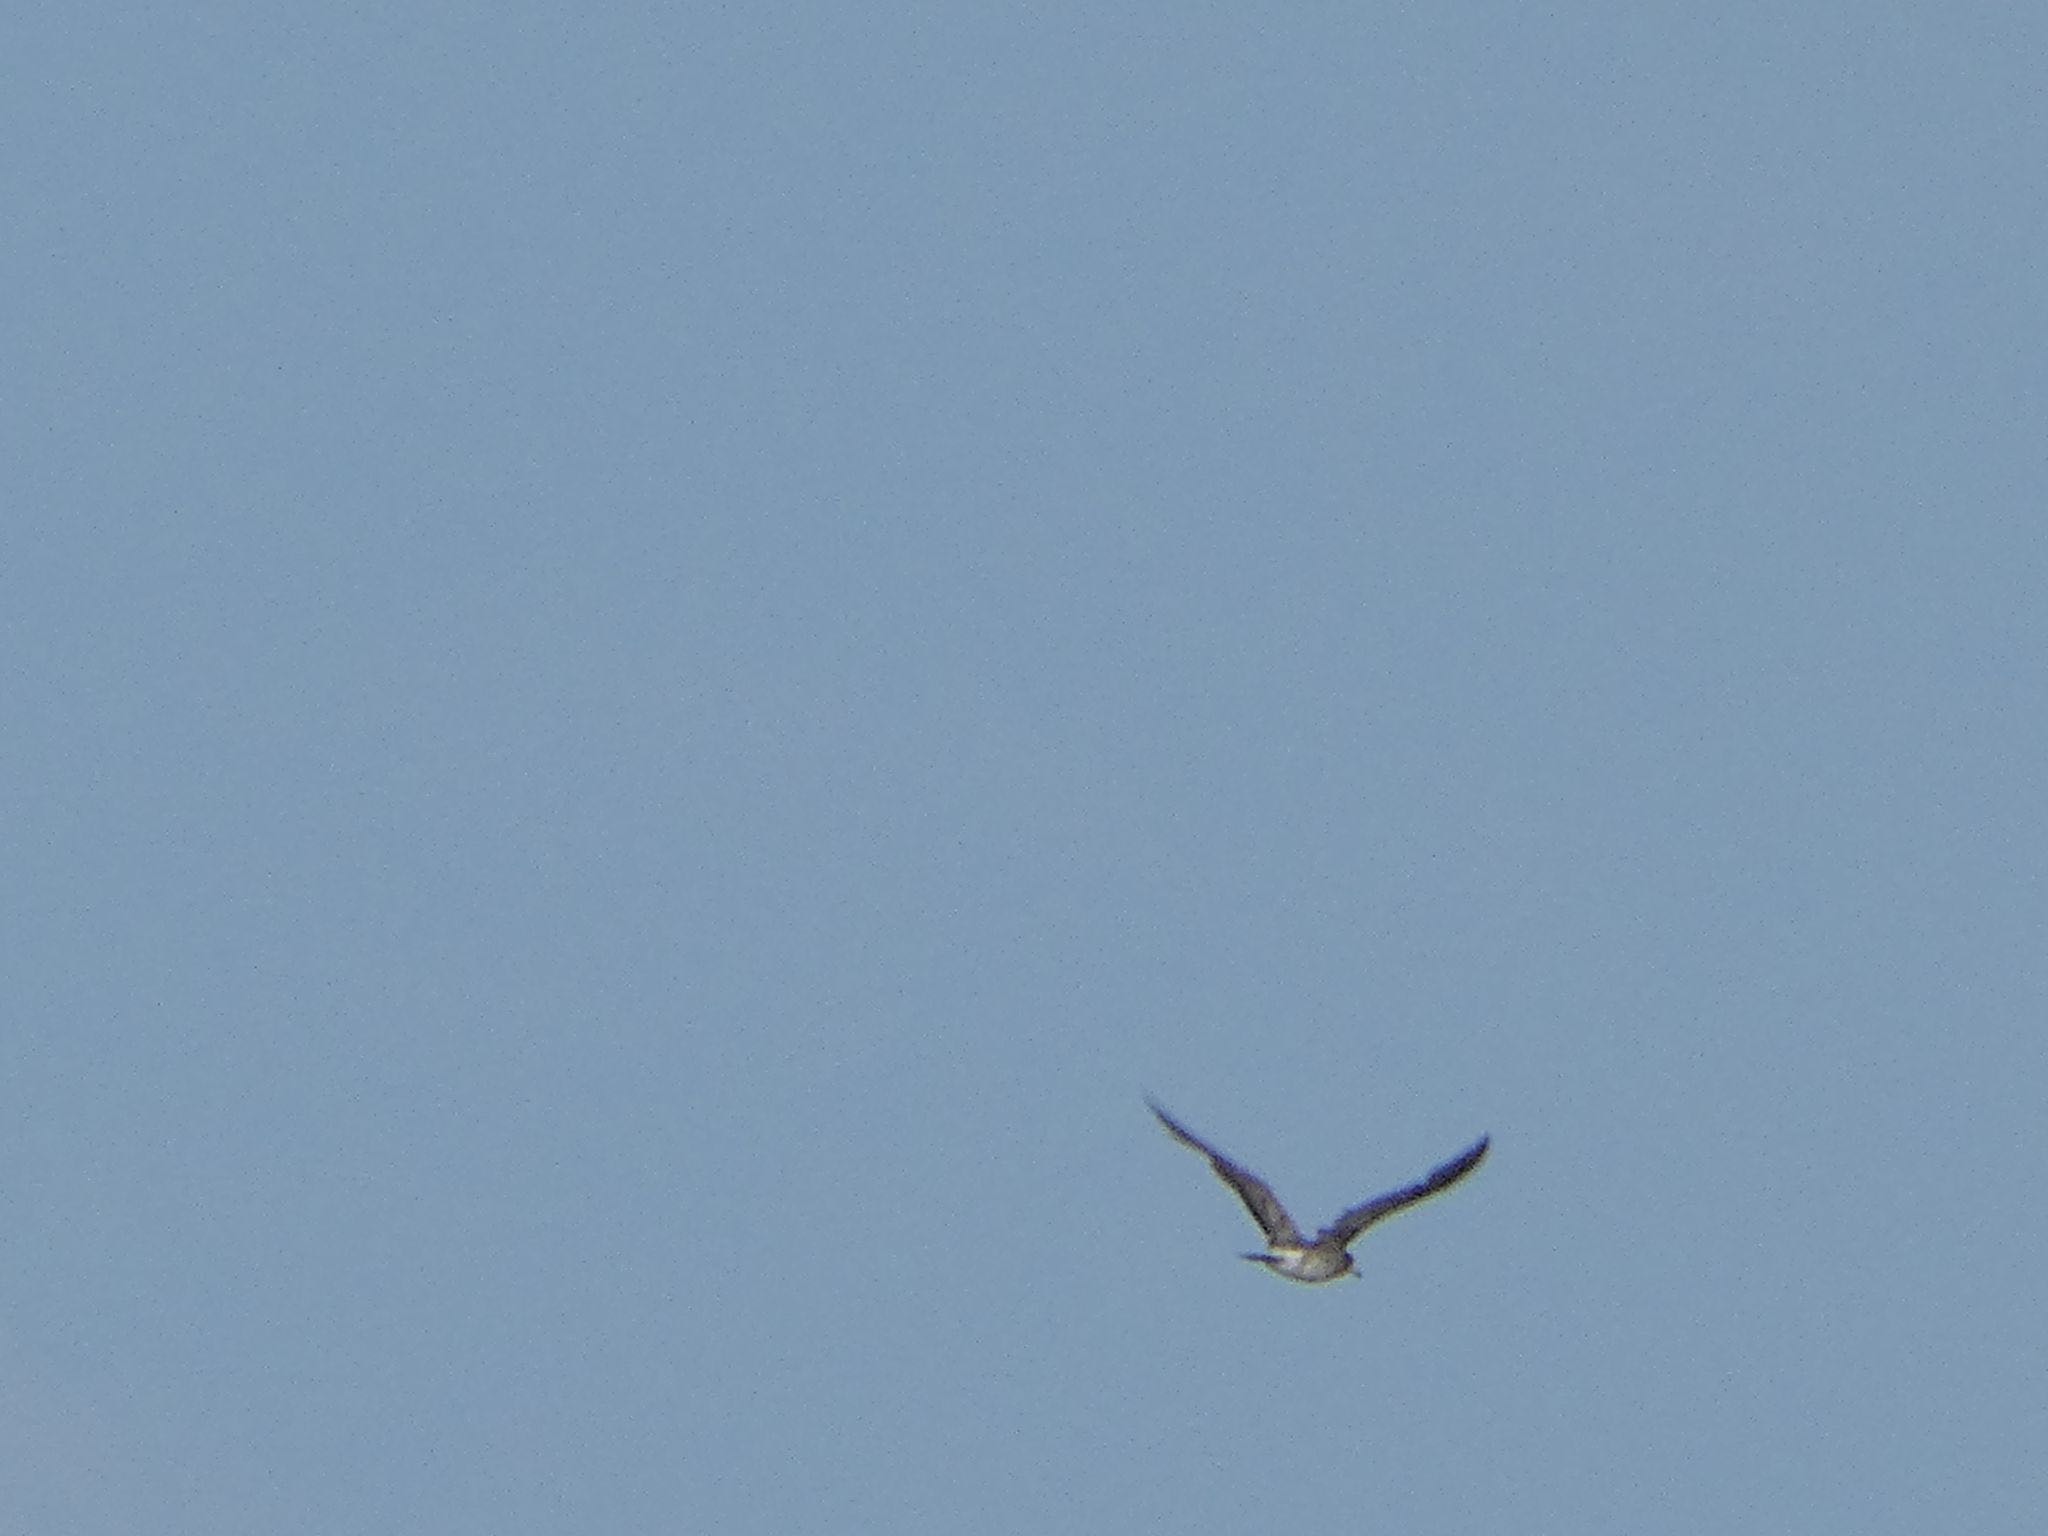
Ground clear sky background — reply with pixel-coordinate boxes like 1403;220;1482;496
5;5;2044;1533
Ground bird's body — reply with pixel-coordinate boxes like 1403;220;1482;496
1252;1243;1358;1284
1148;1099;1488;1284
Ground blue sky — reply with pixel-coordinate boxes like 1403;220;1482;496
5;4;2044;1532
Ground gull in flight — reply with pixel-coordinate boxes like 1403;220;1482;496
1148;1099;1489;1284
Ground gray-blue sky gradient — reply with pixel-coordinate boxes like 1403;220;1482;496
6;4;2044;1532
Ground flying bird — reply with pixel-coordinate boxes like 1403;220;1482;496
1148;1099;1488;1284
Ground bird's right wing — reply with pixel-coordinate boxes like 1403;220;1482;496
1149;1099;1304;1246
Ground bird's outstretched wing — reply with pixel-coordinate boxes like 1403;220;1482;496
1319;1135;1489;1248
1149;1099;1304;1246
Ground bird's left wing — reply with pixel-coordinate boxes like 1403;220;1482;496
1319;1134;1490;1248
